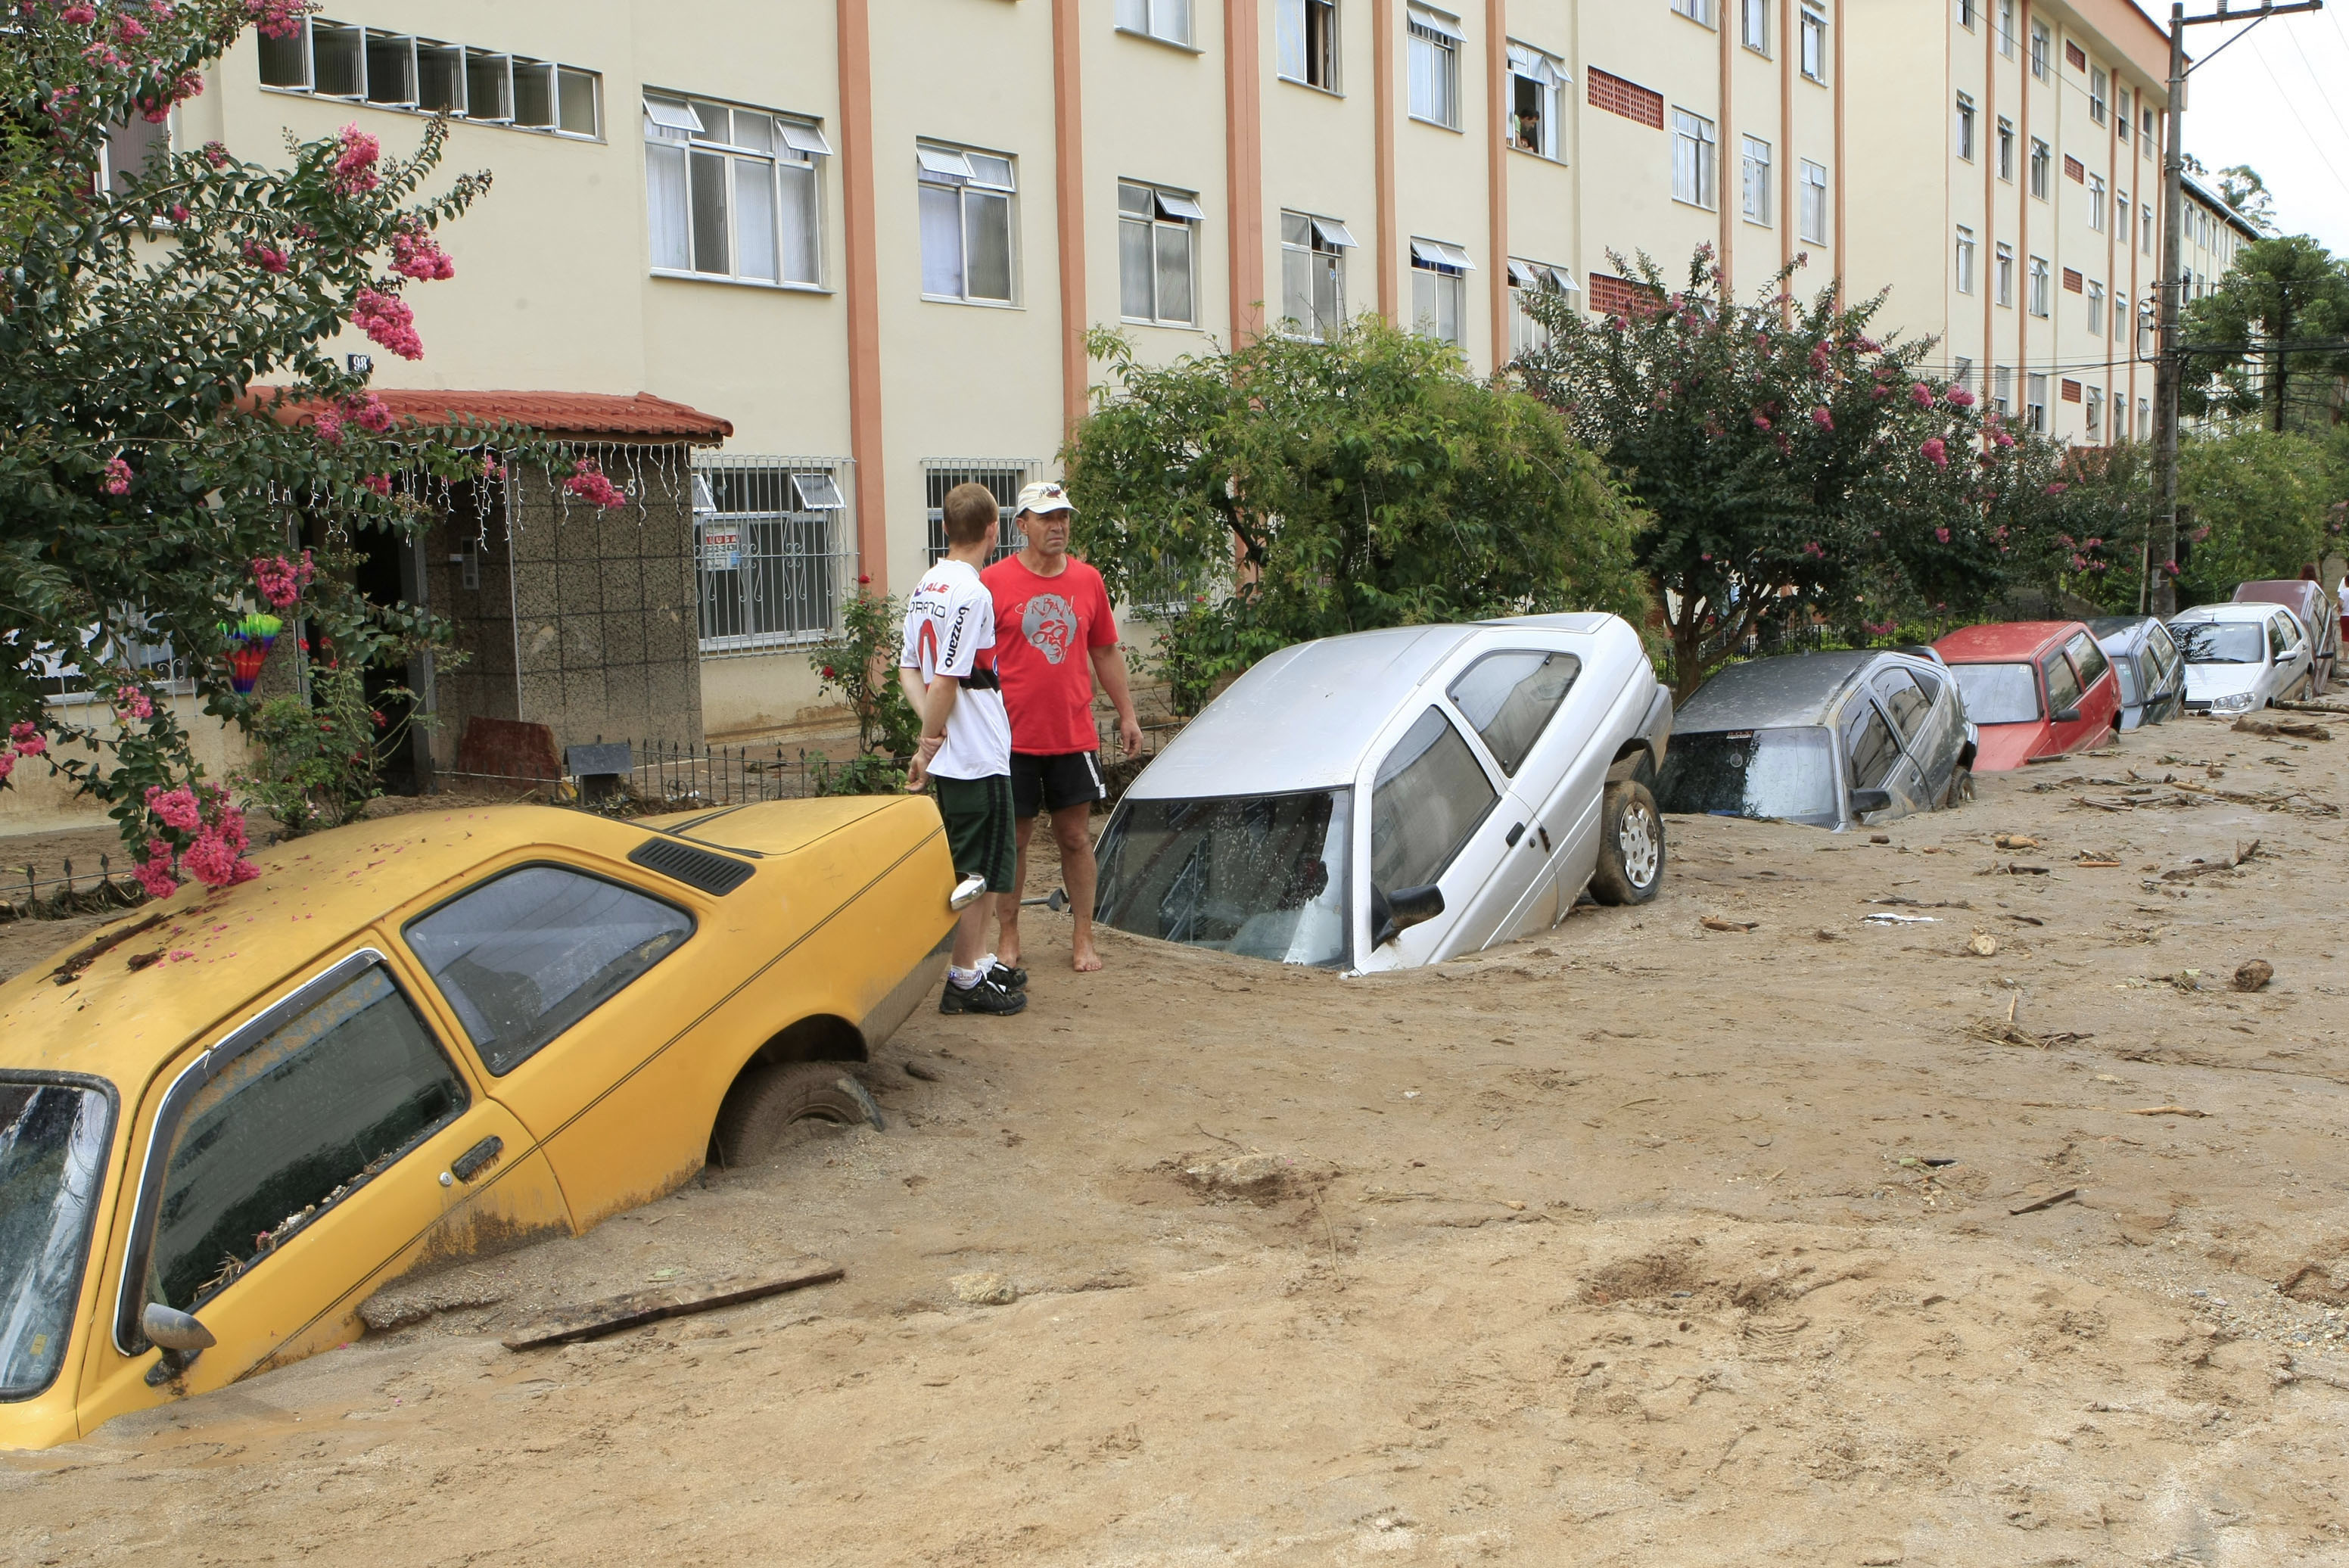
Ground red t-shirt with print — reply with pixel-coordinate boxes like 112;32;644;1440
981;554;1119;755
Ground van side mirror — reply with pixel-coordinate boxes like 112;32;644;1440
2050;705;2081;724
1849;788;1893;816
1371;883;1445;947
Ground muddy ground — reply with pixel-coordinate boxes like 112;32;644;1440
5;717;2349;1566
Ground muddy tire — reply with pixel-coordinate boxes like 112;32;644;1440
711;1061;870;1168
1588;780;1664;907
1942;765;1974;808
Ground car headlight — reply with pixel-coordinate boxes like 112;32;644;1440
2207;692;2257;713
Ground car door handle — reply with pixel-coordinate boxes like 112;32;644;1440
450;1136;504;1184
1505;822;1526;847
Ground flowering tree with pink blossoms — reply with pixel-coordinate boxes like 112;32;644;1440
1514;249;2069;698
0;1;599;893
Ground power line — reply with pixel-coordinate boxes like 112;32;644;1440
2244;35;2349;205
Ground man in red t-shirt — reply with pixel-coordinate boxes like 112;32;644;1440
982;481;1143;973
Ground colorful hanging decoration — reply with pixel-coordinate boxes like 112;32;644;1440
222;612;283;694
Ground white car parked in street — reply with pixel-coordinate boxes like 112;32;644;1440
1093;614;1673;972
2167;602;2316;717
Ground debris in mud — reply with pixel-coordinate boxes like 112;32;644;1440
1582;1249;1704;1305
360;1274;508;1332
1966;932;1999;957
2232;715;2332;742
2008;1188;2080;1216
1699;916;1757;932
1978;861;2051;876
1994;834;2040;850
2232;959;2275;993
903;1059;942;1082
502;1259;842;1349
1962;1019;2090;1049
948;1271;1018;1306
2162;840;2263;881
1863;912;1939;925
2123;1106;2207;1118
1868;896;1971;909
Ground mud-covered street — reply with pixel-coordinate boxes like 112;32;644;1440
5;717;2348;1566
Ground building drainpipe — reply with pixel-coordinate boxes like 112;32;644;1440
1374;0;1399;322
2016;0;2031;434
836;0;888;594
1831;0;1846;311
1225;0;1265;347
1718;0;1733;284
1053;0;1088;435
1486;0;1509;372
1982;6;1997;417
1779;0;1795;296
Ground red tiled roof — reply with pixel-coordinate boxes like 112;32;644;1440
244;389;732;443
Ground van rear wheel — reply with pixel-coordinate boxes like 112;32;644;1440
1589;781;1664;906
711;1061;869;1168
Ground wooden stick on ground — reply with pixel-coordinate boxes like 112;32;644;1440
502;1259;843;1351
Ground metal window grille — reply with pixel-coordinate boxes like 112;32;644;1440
692;455;855;654
924;462;1038;565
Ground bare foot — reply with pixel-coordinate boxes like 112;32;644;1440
1072;938;1103;973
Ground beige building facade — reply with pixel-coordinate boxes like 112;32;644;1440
170;0;2198;743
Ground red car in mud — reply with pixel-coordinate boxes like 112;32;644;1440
1931;621;2121;771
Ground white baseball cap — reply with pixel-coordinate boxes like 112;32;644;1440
1016;480;1073;516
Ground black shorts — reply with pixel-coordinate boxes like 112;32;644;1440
1011;751;1107;819
932;774;1017;893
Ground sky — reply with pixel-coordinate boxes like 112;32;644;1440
2161;0;2349;253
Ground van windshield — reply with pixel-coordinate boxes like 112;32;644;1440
1655;727;1840;826
1951;662;2043;725
1094;791;1352;968
1;1081;113;1402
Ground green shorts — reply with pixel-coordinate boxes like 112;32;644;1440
934;773;1017;895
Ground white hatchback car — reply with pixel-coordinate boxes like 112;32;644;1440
2167;601;2316;717
1093;614;1673;973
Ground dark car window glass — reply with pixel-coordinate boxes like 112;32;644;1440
2272;615;2298;654
2170;622;2263;664
406;867;692;1075
2114;658;2141;707
1445;651;1580;776
1951;662;2042;724
2065;633;2111;690
1094;790;1352;967
1654;727;1840;825
1;1082;111;1402
2043;654;2083;714
1371;707;1498;892
1844;702;1903;789
143;966;464;1323
2147;624;2181;686
1871;668;1933;740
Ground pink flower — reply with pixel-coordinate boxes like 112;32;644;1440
1935;527;1952;543
0;754;12;782
241;238;289;273
101;455;131;494
166;202;188;223
563;459;627;509
1874;363;1895;381
58;2;95;22
351;287;423;359
116;15;148;39
1996;431;2015;449
1751;412;1772;431
1810;406;1834;431
133;847;180;901
1801;540;1825;558
1946;387;1976;407
182;826;260;888
244;0;307;39
361;473;391;496
1922;437;1949;469
8;721;47;757
2045;482;2069;496
83;42;126;69
1869;384;1892;401
1911;383;1936;409
481;455;506;480
390;224;456;282
252;551;314;608
202;140;230;168
145;785;203;831
313;406;344;444
1809;343;1834;373
331;123;381;194
115;683;154;721
353;391;394;432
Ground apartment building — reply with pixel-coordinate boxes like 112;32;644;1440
170;0;2187;742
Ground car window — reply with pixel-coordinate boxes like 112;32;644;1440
2113;658;2141;707
2276;614;2302;652
2170;621;2264;664
1;1081;113;1401
2066;633;2111;691
2147;624;2181;686
1870;667;1934;741
1445;651;1581;776
2268;617;2288;658
1950;662;2042;724
1370;707;1499;892
136;963;465;1333
1843;700;1903;790
2043;653;2083;714
405;866;693;1076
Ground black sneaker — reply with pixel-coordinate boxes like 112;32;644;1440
988;960;1028;991
941;975;1028;1016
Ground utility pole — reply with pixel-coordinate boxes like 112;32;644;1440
2149;0;2323;615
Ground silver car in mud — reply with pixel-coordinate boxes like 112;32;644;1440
1092;614;1672;973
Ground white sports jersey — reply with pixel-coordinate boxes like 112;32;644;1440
898;558;1013;780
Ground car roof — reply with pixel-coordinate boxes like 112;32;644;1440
1933;620;2084;662
1674;651;1881;732
1127;616;1631;797
0;800;890;1094
2088;615;2161;649
2170;602;2279;624
2232;580;2321;613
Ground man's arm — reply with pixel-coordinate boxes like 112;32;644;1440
1089;643;1144;756
900;666;962;789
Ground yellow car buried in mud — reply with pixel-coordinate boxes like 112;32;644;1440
0;797;958;1451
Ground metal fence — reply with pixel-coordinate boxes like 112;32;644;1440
3;857;148;922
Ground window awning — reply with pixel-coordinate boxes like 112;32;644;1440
916;145;974;181
1310;216;1358;249
1411;238;1476;270
1154;191;1208;222
1408;5;1465;40
643;96;704;134
776;121;832;157
791;472;845;510
1507;44;1563;85
1507;259;1579;291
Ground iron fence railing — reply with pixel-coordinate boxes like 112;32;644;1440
3;857;148;922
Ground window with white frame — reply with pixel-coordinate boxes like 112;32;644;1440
2029;137;2049;199
1955;226;1976;294
1995;240;2013;306
1672;108;1717;208
1997;116;2014;181
1407;5;1462;129
98;114;170;198
1952;357;1973;392
1506;258;1576;358
1955;92;1975;160
1999;0;2016;56
2028;254;2050;316
1799;158;1828;243
2025;372;2047;432
924;464;1031;565
1742;0;1768;52
2088;173;2105;231
1507;42;1565;158
2084;384;2102;437
646;95;827;286
1992;366;2012;416
2142;105;2157;147
1118;181;1203;326
1410;238;1472;347
1673;0;1716;23
2087;279;2105;335
1741;136;1773;224
2137;397;2151;440
917;142;1016;303
1800;5;1827;80
1958;0;1975;30
259;17;598;135
2117;189;2130;245
1115;0;1193;46
693;459;852;651
1277;0;1341;89
1280;210;1353;339
2117;86;2131;142
2030;20;2049;79
2089;66;2108;124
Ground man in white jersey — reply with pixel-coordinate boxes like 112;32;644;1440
899;481;1026;1016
